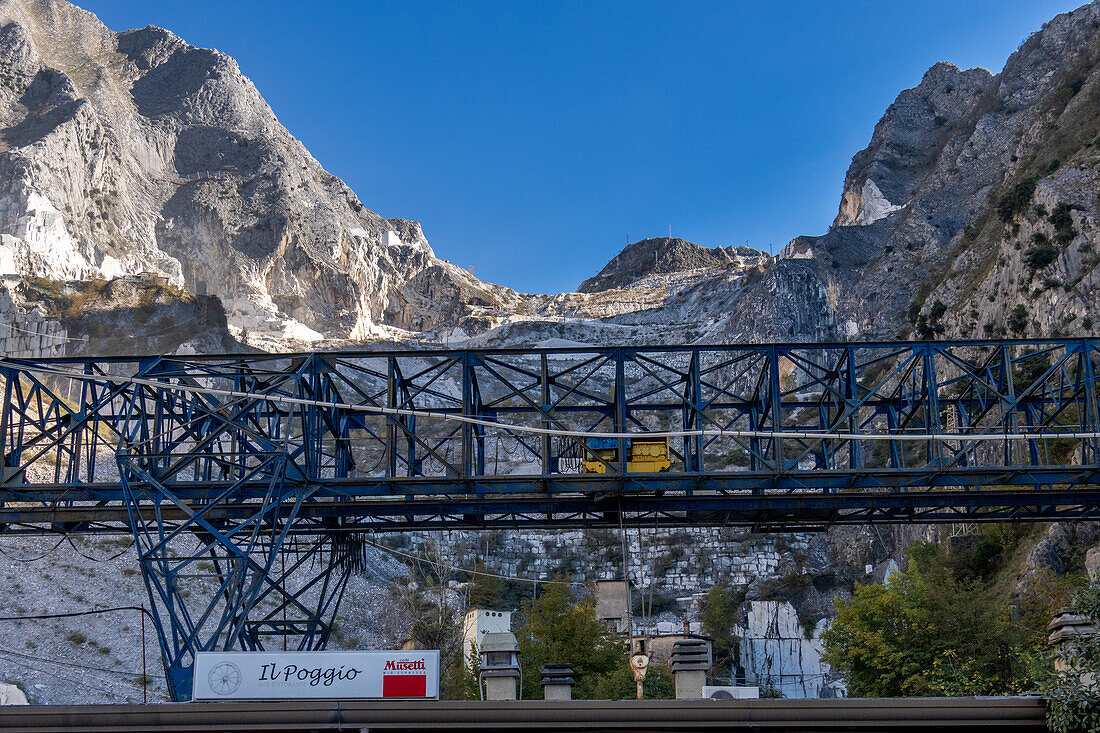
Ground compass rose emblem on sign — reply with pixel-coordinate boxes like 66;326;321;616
208;661;242;695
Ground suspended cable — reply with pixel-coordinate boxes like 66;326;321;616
0;535;67;562
362;536;582;587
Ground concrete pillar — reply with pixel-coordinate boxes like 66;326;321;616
484;674;518;701
541;664;575;700
670;637;712;700
1048;607;1097;682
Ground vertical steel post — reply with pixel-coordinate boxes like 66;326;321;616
1000;344;1019;466
141;603;147;704
682;351;702;473
615;350;627;476
1075;341;1098;465
541;354;552;475
846;345;863;471
769;347;783;474
922;346;942;466
386;357;398;478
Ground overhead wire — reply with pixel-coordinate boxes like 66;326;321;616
0;535;67;562
64;535;133;562
0;643;162;680
5;322;87;343
362;536;582;587
0;605;152;623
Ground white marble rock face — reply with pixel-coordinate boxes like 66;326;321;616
736;601;846;699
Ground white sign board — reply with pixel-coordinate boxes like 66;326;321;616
192;651;440;701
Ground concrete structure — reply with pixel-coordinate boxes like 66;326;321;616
480;632;521;701
1048;607;1097;684
670;638;712;700
637;629;706;663
595;580;629;633
702;685;760;699
540;664;575;700
462;609;512;669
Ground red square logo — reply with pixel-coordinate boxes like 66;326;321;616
383;674;427;697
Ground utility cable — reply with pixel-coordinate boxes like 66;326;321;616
362;536;582;587
0;605;153;623
0;643;162;680
4;322;87;343
64;535;133;562
0;535;67;562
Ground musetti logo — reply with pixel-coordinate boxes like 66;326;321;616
382;657;428;697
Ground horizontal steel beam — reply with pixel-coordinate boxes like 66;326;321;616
3;486;1100;533
0;698;1048;732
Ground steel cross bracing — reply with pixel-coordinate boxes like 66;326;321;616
3;339;1100;698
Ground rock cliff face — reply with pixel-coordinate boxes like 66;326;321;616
737;601;845;698
0;0;521;347
4;0;1100;351
714;0;1100;344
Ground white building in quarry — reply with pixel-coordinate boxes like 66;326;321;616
462;609;513;669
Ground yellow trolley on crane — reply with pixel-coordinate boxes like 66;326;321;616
580;436;672;474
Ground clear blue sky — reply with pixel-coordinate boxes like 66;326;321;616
82;0;1081;294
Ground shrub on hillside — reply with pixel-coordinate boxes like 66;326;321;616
997;176;1040;222
1024;246;1058;271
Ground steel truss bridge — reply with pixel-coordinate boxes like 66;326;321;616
2;339;1100;698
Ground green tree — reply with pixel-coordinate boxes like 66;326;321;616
1008;305;1029;334
822;541;1041;697
700;584;742;683
466;562;505;608
514;580;670;699
589;657;676;700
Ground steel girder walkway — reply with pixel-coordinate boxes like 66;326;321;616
2;338;1100;698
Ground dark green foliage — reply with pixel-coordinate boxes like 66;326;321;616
916;300;948;339
1024;246;1058;271
947;537;1003;582
997;176;1040;222
515;581;673;700
588;658;676;700
467;562;505;609
757;572;812;603
821;540;1044;698
700;585;744;684
1046;159;1062;174
1032;231;1050;246
1008;305;1029;334
632;588;678;616
1059;76;1086;99
1050;202;1080;245
963;225;979;240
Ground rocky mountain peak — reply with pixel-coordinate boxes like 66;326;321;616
578;236;770;293
833;61;994;228
0;0;508;348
